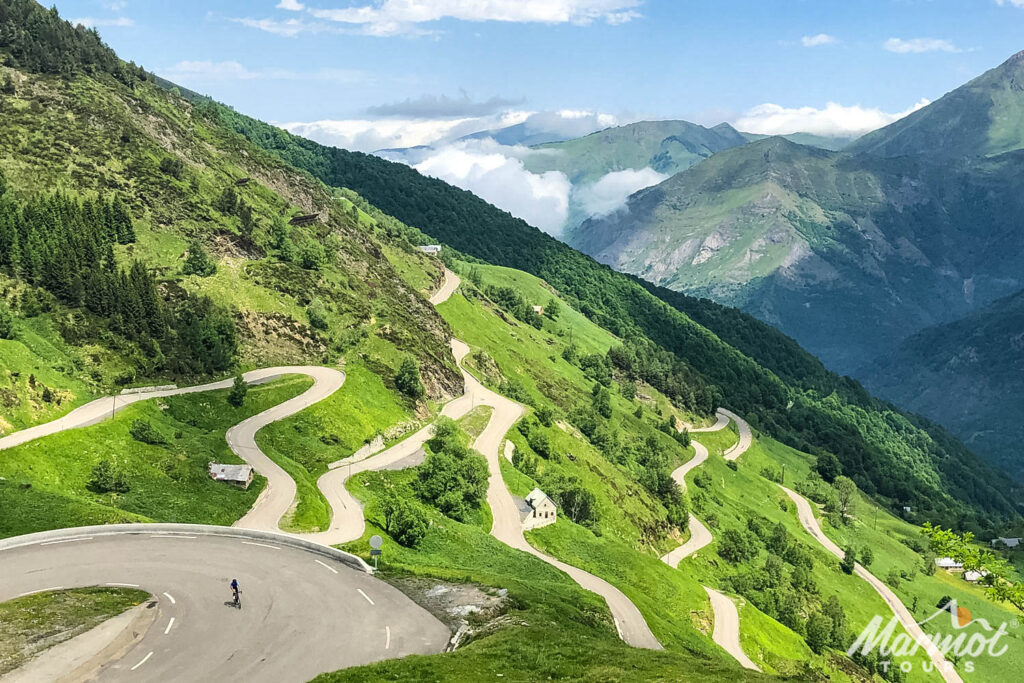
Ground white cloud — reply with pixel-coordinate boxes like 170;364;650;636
574;168;668;218
414;143;571;233
159;60;364;85
277;0;305;9
229;17;339;37
884;37;960;54
801;33;837;47
281;117;489;151
996;1;1024;7
70;16;134;27
305;0;644;36
101;1;128;10
734;99;930;137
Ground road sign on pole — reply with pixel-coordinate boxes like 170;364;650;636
369;535;383;569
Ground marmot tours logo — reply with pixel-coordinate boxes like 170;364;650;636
846;599;1010;674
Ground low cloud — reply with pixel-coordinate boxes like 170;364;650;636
801;33;837;47
277;0;305;9
734;99;930;137
574;168;668;218
366;93;525;118
413;143;571;233
884;38;960;54
70;16;134;27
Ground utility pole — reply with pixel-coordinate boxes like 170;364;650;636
781;463;786;485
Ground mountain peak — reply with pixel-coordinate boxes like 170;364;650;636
1004;49;1024;66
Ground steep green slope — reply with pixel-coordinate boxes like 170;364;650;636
850;50;1024;159
0;1;461;437
860;289;1024;481
212;100;1021;530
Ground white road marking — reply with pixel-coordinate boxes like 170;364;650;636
163;592;176;604
164;617;175;635
357;588;375;605
105;582;140;587
240;541;280;550
130;652;153;671
151;535;195;539
314;559;338;574
385;625;391;649
39;537;92;546
16;586;63;598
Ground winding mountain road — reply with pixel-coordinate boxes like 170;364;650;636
779;485;962;683
660;410;761;671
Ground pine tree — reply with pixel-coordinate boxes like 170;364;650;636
110;195;135;244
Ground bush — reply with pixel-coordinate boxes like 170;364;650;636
693;469;713;490
182;240;217;277
806;612;833;654
159;156;184;178
394;358;425;400
129;419;166;445
547;476;599;527
718;528;761;564
306;300;329;331
228;373;247;407
417;419;488;521
298;240;327;270
0;301;15;339
381;490;428;548
840;546;857;574
89;459;130;493
860;546;874;567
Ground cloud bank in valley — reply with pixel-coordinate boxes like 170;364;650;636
734;99;930;137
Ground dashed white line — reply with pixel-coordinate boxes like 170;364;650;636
240;541;280;550
105;582;140;588
130;651;153;671
385;625;391;649
16;586;63;598
164;617;175;635
39;537;92;546
151;535;195;539
314;559;338;574
163;592;176;604
357;588;375;605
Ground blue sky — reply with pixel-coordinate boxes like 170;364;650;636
53;1;1024;234
55;0;1024;127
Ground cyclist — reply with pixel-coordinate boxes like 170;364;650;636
230;579;239;606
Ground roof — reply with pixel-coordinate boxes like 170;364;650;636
209;463;253;482
935;557;963;568
964;570;989;582
513;497;533;522
525;488;555;510
289;213;319;226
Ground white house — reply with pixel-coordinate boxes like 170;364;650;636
935;557;964;572
517;488;557;530
992;537;1022;548
964;570;990;583
531;305;544;316
417;245;442;255
209;463;254;489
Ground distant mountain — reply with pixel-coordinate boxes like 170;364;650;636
742;130;859;151
860;289;1024;481
458;121;571;147
568;51;1024;375
849;50;1024;159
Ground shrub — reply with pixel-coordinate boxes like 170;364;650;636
805;612;834;654
417;419;488;521
306;300;329;331
228;373;247;407
886;568;902;588
159;156;184;178
89;459;130;493
394;358;425;399
0;301;15;339
693;469;713;490
860;546;874;567
840;546;857;574
298;240;327;270
129;419;166;445
381;489;428;548
718;528;761;564
182;240;217;277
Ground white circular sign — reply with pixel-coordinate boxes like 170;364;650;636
369;535;383;549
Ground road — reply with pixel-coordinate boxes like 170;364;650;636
779;485;963;683
0;532;448;682
432;270;662;650
662;409;761;671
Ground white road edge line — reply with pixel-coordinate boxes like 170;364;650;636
357;588;375;605
105;582;140;587
151;535;195;539
130;651;153;671
385;625;391;649
39;537;92;546
314;559;338;574
164;617;175;635
16;586;63;598
240;541;280;550
163;592;176;604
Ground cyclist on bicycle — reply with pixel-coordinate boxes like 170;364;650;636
230;579;239;604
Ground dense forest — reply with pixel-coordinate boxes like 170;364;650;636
194;101;1021;530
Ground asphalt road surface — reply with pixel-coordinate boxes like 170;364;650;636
0;532;448;682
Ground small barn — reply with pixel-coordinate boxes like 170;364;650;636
208;463;254;489
417;245;442;255
531;305;544;316
517;487;557;530
964;570;989;583
993;537;1022;548
935;557;964;572
289;213;319;227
